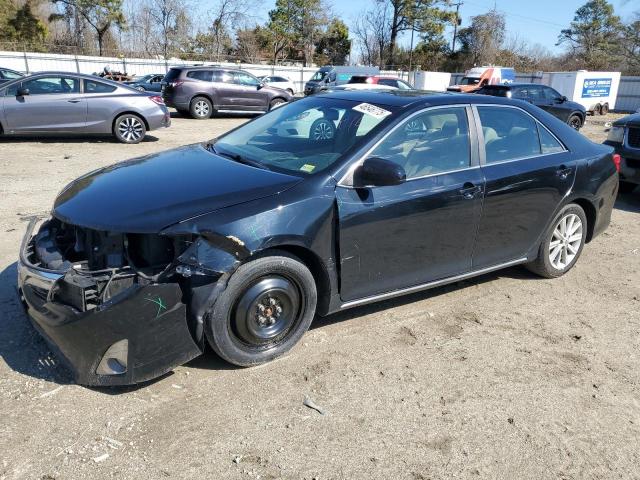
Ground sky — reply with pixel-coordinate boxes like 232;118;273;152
204;0;638;55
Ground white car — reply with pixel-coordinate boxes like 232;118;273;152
259;75;297;95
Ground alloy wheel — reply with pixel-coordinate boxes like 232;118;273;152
311;120;334;140
117;116;144;142
194;100;210;117
549;213;583;270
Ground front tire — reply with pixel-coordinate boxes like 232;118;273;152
568;114;582;130
526;204;587;278
113;114;146;144
190;96;213;119
205;252;317;367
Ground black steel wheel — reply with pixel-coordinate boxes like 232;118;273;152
568;114;582;130
205;252;317;366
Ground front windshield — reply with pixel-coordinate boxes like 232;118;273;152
459;77;480;85
311;71;328;81
213;97;397;175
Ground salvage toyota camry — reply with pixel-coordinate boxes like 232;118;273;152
18;90;619;386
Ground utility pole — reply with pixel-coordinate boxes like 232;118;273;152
451;1;463;52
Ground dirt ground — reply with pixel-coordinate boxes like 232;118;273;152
0;111;639;480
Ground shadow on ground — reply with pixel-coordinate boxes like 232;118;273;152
0;134;159;144
615;190;640;213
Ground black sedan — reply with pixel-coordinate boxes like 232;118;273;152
604;112;640;193
18;91;618;386
476;83;587;130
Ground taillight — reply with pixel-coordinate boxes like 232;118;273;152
149;95;165;105
170;80;184;88
612;153;621;172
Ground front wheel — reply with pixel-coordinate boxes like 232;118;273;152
568;114;582;130
526;204;587;278
113;114;146;144
205;252;317;366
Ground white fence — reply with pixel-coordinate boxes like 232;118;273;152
0;50;409;94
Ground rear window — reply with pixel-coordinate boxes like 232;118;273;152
164;68;181;83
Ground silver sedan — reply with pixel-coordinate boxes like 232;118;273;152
0;72;171;143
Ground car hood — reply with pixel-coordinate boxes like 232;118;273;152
614;112;640;127
53;144;303;233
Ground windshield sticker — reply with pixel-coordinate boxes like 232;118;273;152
353;103;392;119
300;164;316;173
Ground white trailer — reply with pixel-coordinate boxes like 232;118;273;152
541;71;621;114
410;71;452;91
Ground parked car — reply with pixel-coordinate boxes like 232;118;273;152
162;66;293;119
18;90;618;386
0;67;23;85
348;75;414;90
123;73;165;92
258;75;296;95
604;112;640;193
0;72;170;143
304;65;379;95
476;83;587;130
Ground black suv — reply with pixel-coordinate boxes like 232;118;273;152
476;83;586;130
162;66;293;119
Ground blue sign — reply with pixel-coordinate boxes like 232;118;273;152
582;78;612;98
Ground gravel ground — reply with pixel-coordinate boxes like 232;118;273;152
0;112;639;480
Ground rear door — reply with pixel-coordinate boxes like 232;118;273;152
3;75;86;132
472;104;576;269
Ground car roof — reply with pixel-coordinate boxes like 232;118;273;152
317;89;516;107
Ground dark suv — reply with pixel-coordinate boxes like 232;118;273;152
162;66;293;119
476;83;586;130
604;112;640;193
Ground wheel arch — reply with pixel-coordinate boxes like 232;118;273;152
569;197;597;243
190;92;217;109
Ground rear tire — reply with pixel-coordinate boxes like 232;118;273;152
136;86;146;92
593;104;602;115
190;96;213;119
526;204;587;279
113;114;146;144
619;181;637;194
601;103;609;115
568;114;583;130
205;252;317;367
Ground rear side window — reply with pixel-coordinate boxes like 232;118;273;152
538;126;565;154
479;87;509;97
187;70;213;81
212;70;233;83
84;79;117;93
477;106;541;163
377;79;399;88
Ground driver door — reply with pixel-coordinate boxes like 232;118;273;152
3;75;86;132
336;105;485;302
233;71;268;110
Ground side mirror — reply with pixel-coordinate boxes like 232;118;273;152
354;157;406;188
17;87;29;96
558;95;567;103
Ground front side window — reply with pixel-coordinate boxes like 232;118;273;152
21;76;79;95
542;86;562;101
477;106;541;163
368;106;471;179
214;97;396;175
311;71;328;81
234;72;260;86
84;79;117;93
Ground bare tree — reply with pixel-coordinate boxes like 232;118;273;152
209;0;251;61
353;2;391;66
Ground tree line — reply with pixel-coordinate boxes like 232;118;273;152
0;0;638;74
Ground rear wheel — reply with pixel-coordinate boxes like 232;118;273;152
593;104;602;115
526;204;587;278
601;103;609;115
205;252;317;366
136;86;146;92
113;114;146;144
568;114;582;130
190;96;213;119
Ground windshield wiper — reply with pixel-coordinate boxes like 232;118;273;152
205;142;267;170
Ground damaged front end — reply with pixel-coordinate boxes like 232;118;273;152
18;217;236;386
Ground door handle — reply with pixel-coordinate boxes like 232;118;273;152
67;99;81;103
556;166;573;180
460;182;482;199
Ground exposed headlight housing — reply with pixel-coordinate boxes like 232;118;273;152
607;126;624;143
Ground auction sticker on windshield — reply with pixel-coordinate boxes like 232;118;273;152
353;103;392;119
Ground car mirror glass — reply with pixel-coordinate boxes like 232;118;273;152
354;157;406;188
